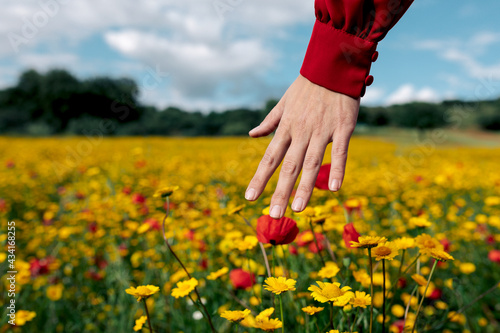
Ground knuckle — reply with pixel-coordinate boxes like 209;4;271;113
331;166;345;176
281;160;297;175
296;183;314;195
332;145;348;158
302;155;321;171
260;152;275;167
272;191;287;202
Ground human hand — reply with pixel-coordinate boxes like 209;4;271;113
245;74;359;218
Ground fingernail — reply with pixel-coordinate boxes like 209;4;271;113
270;205;282;218
249;125;260;134
292;197;304;211
330;179;340;191
245;188;257;201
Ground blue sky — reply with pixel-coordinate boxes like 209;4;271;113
1;0;500;111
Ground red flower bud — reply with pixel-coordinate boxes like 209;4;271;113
229;269;255;289
256;215;299;245
343;223;360;249
314;164;331;190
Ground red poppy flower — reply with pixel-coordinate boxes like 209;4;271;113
440;238;451;252
342;223;360;249
315;164;331;190
428;288;442;300
392;320;405;333
144;218;160;231
131;193;146;204
256;215;299;245
229;269;255;289
488;249;500;263
308;241;324;253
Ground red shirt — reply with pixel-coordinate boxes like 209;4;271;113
300;0;414;99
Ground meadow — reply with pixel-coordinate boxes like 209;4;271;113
0;135;499;332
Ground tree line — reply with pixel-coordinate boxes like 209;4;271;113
1;69;499;136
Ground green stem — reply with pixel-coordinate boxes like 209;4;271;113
279;294;285;333
143;299;154;332
309;221;326;266
272;245;276;277
411;260;438;333
368;248;374;333
237;212;271;277
314;318;321;333
386;250;405;312
400;253;421;277
330;302;334;329
350;311;358;333
382;259;386;333
162;197;217;333
320;224;337;263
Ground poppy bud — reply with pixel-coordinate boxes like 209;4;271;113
343;223;360;249
256;215;299;245
229;269;255;289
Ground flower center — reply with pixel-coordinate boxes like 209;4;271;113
376;246;392;256
324;284;343;298
424;240;436;248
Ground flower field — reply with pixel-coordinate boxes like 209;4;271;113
1;136;499;333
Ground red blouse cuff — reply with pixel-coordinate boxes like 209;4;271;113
300;19;379;99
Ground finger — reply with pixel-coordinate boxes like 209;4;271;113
245;130;291;201
291;137;329;212
329;127;355;191
268;139;309;219
249;102;284;138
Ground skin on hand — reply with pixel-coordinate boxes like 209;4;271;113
245;74;359;219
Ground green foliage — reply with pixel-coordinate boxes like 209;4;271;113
1;69;499;136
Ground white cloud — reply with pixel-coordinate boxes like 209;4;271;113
0;0;313;109
361;87;385;105
414;32;500;79
385;84;439;105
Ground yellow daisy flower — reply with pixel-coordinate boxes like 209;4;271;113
14;310;36;326
255;307;275;322
254;318;283;331
409;217;432;228
394;237;415;250
429;249;454;262
235;235;259;252
371;242;399;261
263;277;296;295
220;309;251;322
350;236;387;249
415;233;443;255
153;186;179;198
349;291;371;308
207;267;229;281
301;306;324;315
126;285;160;302
308;281;354;306
133;316;147;331
171;278;198;299
318;261;340;279
411;274;427;286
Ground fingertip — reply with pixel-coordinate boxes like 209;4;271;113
329;179;341;192
249;125;260;136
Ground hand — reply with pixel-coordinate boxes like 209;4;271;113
245;74;359;218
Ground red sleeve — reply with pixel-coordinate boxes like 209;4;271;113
300;0;414;99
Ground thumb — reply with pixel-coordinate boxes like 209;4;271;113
249;102;284;137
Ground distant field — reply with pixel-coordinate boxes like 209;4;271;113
1;137;499;332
